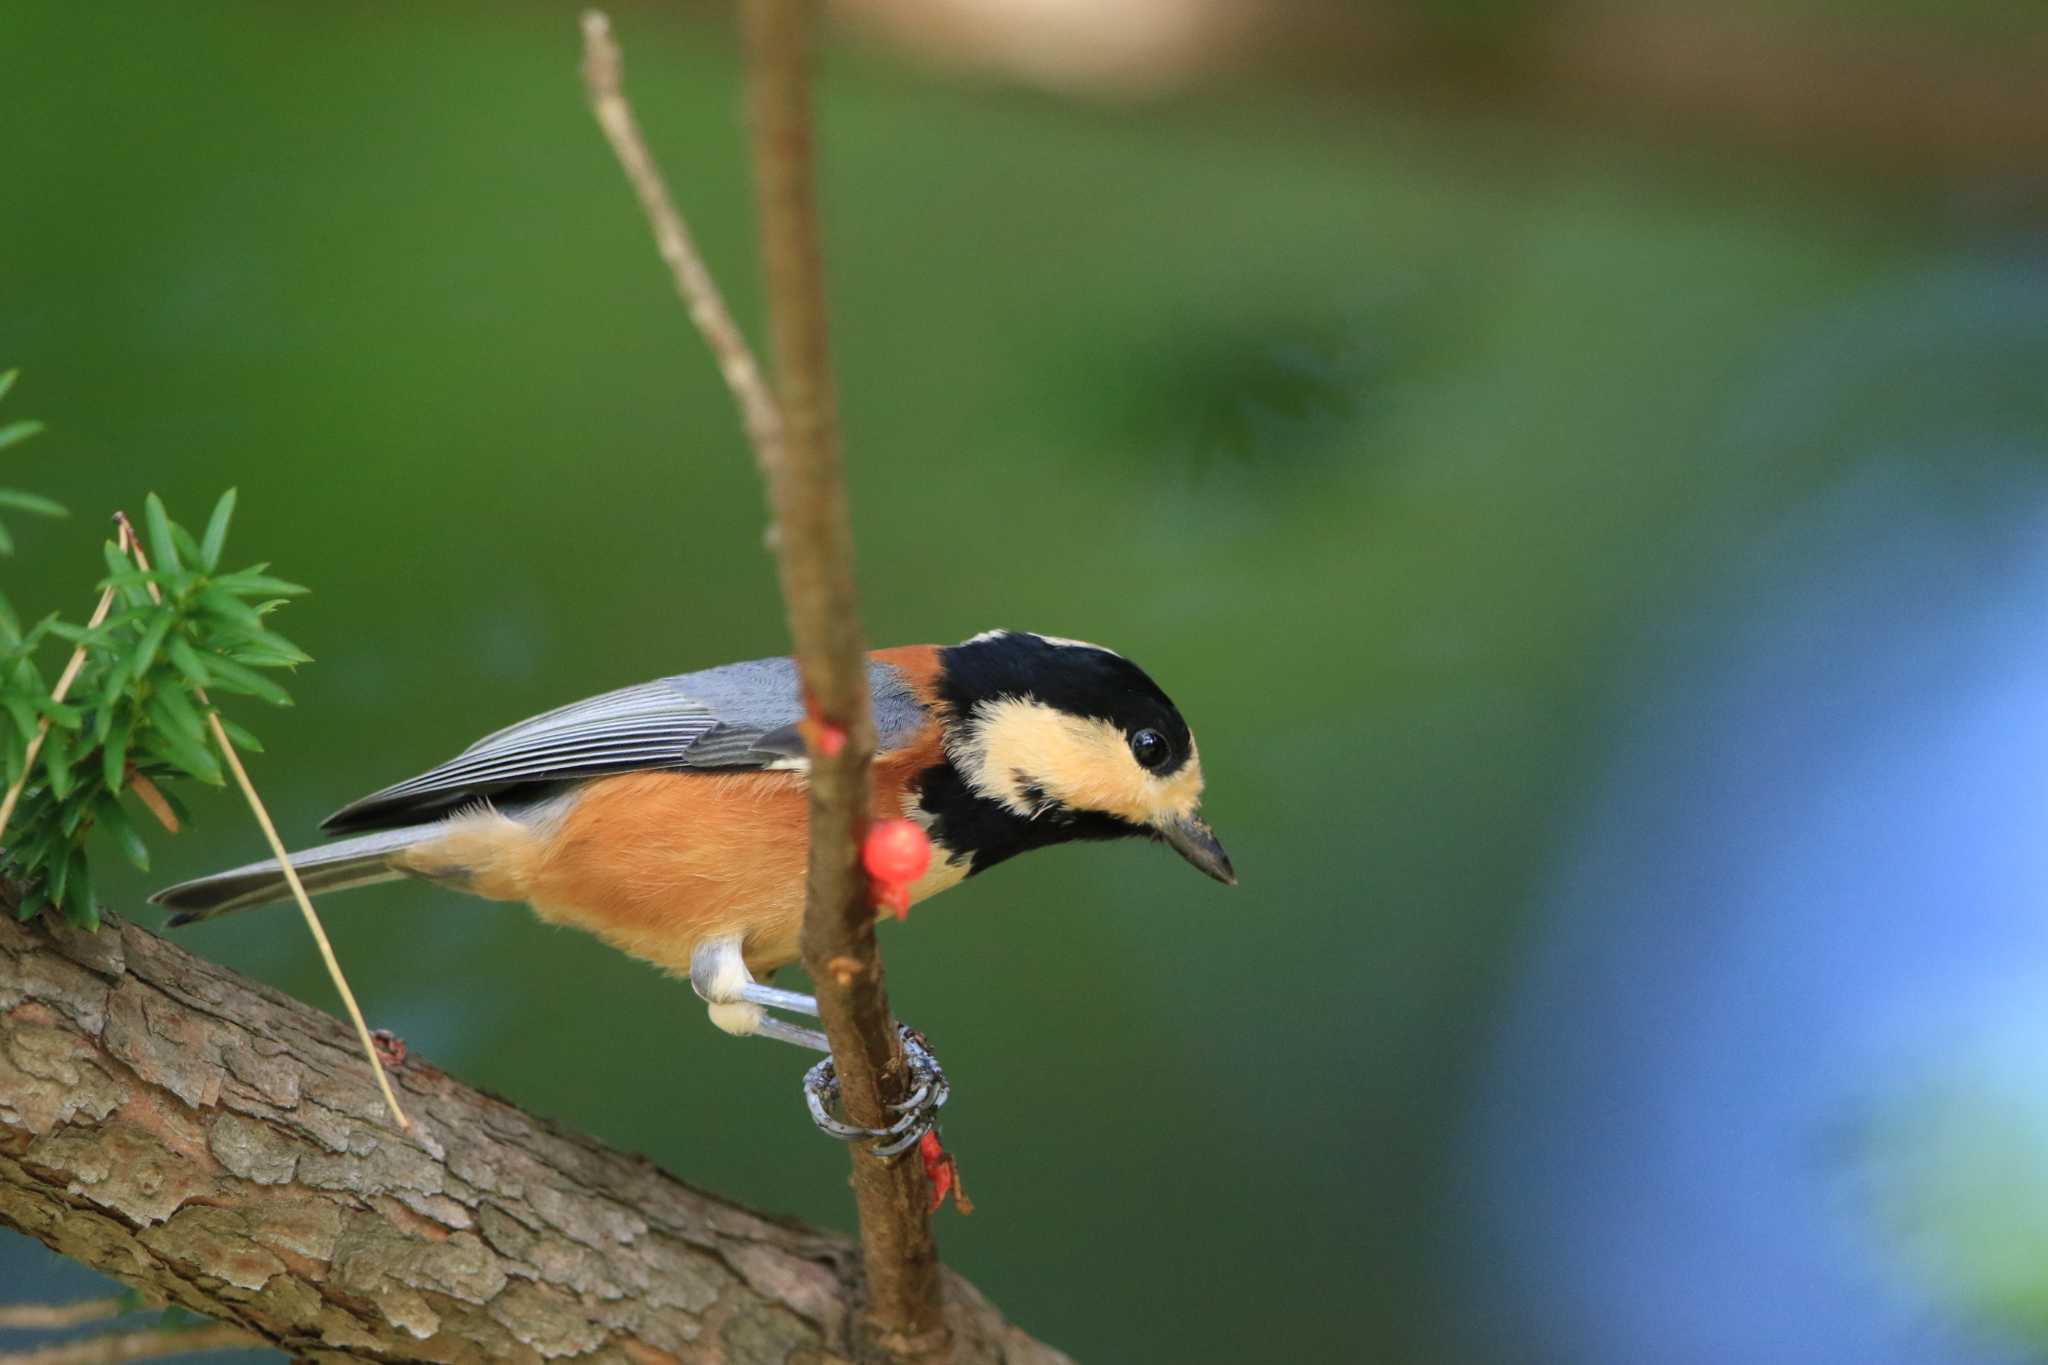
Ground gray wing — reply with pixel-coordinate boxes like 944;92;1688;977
319;656;929;835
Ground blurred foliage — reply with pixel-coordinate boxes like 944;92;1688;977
1864;1007;2048;1350
1;1;2041;1362
1714;0;2043;45
0;371;66;631
1372;0;2042;48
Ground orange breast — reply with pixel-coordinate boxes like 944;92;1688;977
523;769;813;976
517;698;954;980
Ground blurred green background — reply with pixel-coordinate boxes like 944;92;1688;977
4;2;2045;1362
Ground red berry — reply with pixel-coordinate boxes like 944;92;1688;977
863;819;932;885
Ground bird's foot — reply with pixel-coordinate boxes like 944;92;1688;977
803;1024;949;1158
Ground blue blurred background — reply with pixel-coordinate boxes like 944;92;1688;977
5;2;2047;1361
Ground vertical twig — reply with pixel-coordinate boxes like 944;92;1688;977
117;517;410;1134
739;0;945;1352
0;522;133;842
579;7;945;1353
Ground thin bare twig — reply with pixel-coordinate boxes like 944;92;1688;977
0;521;134;842
0;1301;127;1331
115;515;409;1133
0;1324;258;1365
579;7;945;1353
579;11;785;480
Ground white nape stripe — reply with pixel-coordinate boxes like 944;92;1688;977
1033;634;1119;655
962;628;1120;657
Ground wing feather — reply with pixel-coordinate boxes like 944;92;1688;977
322;679;733;832
319;656;933;834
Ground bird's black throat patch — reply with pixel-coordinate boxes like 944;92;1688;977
912;761;1140;876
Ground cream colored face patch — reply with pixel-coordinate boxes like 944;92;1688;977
951;696;1204;828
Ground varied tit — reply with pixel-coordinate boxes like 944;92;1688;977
153;629;1233;1154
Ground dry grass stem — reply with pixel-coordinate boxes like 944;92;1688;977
114;513;409;1133
0;1300;128;1331
0;521;135;841
0;1324;259;1365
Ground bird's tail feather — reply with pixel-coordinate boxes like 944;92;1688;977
150;824;438;925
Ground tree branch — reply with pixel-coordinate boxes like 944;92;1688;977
579;7;942;1355
738;2;946;1357
0;910;1070;1364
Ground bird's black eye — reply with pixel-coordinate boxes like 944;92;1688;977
1129;728;1171;771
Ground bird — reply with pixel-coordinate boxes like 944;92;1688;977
152;629;1233;1153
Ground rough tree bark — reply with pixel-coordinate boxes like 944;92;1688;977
0;910;1069;1365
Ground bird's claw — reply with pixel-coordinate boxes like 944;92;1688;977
803;1025;949;1158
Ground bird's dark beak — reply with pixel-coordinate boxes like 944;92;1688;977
1158;813;1236;886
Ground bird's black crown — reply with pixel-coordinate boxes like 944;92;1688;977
936;630;1193;773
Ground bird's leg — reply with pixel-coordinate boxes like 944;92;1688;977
689;937;828;1050
690;937;948;1157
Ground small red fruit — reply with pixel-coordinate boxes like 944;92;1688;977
863;819;932;885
